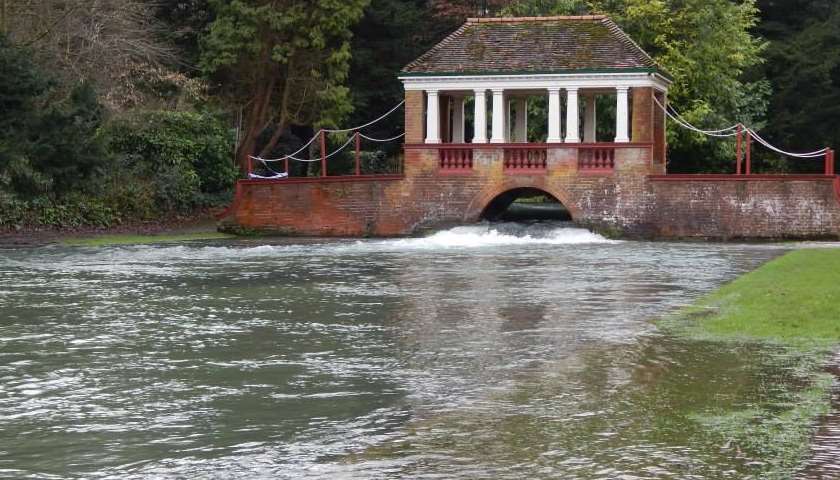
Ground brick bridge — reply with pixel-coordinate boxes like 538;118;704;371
219;16;840;240
220;148;840;240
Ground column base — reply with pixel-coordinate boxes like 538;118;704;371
614;137;630;143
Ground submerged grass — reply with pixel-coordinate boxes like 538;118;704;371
660;248;840;478
62;231;235;246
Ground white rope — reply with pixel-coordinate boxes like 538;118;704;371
746;127;828;158
359;132;405;142
665;102;740;134
322;101;405;133
256;158;288;175
654;97;740;137
256;134;356;163
252;101;405;162
656;97;830;159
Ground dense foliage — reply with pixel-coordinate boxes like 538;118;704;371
0;0;837;229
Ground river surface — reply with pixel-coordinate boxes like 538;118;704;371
0;223;818;479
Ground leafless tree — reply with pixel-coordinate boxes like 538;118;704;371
3;0;179;108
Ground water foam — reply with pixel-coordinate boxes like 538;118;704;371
383;223;617;250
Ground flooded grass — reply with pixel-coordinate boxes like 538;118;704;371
660;248;840;479
62;231;235;246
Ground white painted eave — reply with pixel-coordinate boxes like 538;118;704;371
399;72;670;93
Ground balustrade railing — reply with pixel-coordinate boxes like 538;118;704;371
578;146;616;171
439;146;474;171
504;147;547;171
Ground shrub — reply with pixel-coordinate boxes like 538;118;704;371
104;110;237;213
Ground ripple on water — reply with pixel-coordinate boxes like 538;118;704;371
0;224;809;478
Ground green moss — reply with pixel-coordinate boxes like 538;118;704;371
63;231;235;246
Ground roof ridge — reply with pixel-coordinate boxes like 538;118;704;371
467;15;607;23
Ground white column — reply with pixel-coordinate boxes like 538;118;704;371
565;87;580;143
504;96;511;142
615;86;630;143
425;90;440;144
452;96;465;143
490;88;505;143
583;94;597;143
514;98;528;142
547;88;562;143
472;89;487;143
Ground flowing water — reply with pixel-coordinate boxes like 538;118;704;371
0;223;823;479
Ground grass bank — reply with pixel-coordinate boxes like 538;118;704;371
665;248;840;346
660;248;840;478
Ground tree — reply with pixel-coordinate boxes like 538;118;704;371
347;0;458;141
755;0;840;169
0;34;106;198
2;0;175;109
200;0;369;172
431;0;512;19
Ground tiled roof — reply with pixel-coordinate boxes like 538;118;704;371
402;16;660;75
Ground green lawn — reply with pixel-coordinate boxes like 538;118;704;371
673;248;840;347
62;231;235;246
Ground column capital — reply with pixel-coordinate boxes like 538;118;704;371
491;87;505;94
615;86;630;93
566;86;580;93
473;88;486;94
426;88;440;95
547;86;561;94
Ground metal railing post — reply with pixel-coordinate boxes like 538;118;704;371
745;131;752;175
320;130;327;177
736;124;743;175
355;131;361;176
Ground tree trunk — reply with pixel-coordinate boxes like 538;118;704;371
236;70;278;173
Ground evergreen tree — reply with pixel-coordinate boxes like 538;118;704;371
756;0;840;169
0;35;106;198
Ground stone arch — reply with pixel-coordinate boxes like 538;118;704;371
463;180;581;223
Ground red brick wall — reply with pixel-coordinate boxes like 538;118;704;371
405;91;424;144
222;149;840;240
644;176;840;239
632;87;654;144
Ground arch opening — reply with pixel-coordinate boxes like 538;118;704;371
479;187;572;222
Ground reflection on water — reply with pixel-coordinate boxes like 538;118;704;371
0;223;810;478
